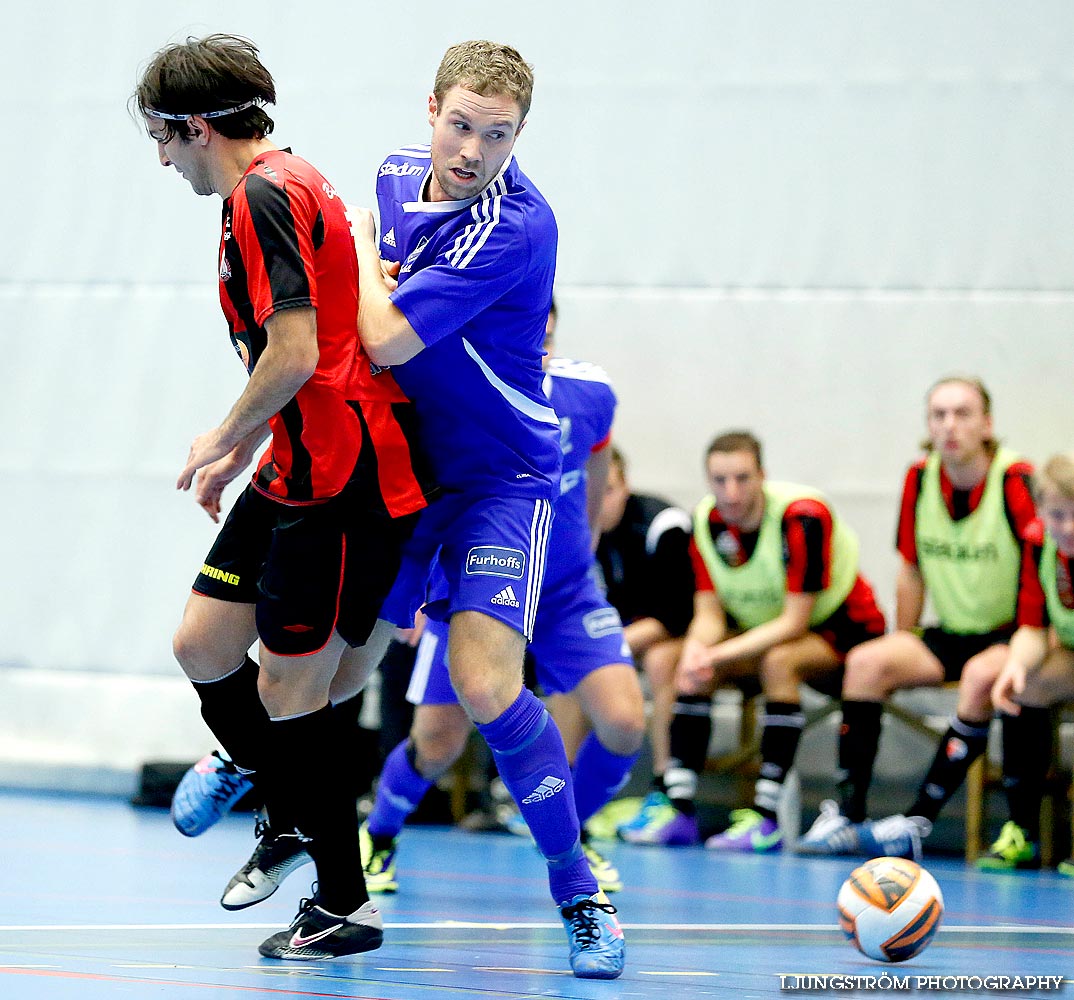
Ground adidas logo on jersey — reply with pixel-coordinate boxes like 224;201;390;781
522;776;566;805
382;228;397;248
491;585;521;608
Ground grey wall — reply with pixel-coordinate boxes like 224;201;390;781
2;1;1072;676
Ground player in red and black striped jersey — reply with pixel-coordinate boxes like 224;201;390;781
983;454;1074;873
619;431;885;851
798;377;1038;862
135;34;431;961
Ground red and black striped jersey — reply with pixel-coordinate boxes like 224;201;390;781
1015;519;1074;628
894;456;1036;565
689;497;834;595
219;148;425;512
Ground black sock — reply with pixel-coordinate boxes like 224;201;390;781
332;691;364;731
837;700;884;823
377;639;418;758
669;695;712;776
191;655;269;773
907;715;991;822
665;695;711;815
1000;707;1052;840
266;705;368;915
754;702;804;819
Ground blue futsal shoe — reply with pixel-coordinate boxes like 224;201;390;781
559;891;625;979
171;750;254;837
616;791;700;846
858;814;932;862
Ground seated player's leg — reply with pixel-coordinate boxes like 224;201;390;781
804;632;942;854
640;637;684;786
706;633;839;853
863;634;1008;861
980;645;1074;872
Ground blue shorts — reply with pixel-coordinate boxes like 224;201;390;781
406;567;632;706
381;492;552;640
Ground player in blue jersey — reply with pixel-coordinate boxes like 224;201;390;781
349;43;626;980
360;303;644;901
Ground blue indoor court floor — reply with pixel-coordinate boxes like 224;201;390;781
0;790;1071;999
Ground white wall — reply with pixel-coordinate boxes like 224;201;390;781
1;2;1071;700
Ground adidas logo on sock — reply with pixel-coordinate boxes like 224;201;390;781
382;227;397;248
490;585;520;608
522;775;566;804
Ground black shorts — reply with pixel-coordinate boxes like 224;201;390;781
921;626;1014;682
194;482;419;655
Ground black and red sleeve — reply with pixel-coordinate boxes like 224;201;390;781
1015;521;1048;628
233;173;319;326
689;536;715;593
895;461;926;565
1003;460;1038;542
783;497;833;594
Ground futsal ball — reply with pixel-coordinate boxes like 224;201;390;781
837;857;944;963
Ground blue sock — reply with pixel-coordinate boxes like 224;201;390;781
367;740;432;839
477;688;596;904
572;732;639;826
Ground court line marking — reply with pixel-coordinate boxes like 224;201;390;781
0;922;1070;934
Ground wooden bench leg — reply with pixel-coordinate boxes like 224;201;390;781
964;755;983;862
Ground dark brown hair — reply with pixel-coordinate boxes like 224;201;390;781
133;34;276;142
706;430;763;469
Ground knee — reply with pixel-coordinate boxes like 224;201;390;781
411;725;469;780
592;701;646;756
172;622;212;678
759;645;797;688
958;656;1000;714
843;642;891;694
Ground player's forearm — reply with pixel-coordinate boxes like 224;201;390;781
1007;626;1049;675
709;596;813;665
231;423;272;466
219;340;316;449
354;239;424;366
894;560;925;631
624;617;671;657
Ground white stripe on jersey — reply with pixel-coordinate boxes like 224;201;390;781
645;506;692;555
546;357;613;385
405;627;442;705
449;176;507;268
461;338;559;425
524;499;553;639
389;145;432;158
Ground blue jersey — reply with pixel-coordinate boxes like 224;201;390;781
543;358;617;588
375;145;561;499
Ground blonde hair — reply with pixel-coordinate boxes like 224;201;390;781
1035;453;1074;502
921;375;996;454
434;40;533;120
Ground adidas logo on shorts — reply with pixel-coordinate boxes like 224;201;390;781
490;585;521;608
522;776;566;804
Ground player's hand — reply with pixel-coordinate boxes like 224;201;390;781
177;427;233;494
193;452;249;523
348;205;378;248
677;638;715;694
991;660;1027;716
379;258;400;292
396;609;427;647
